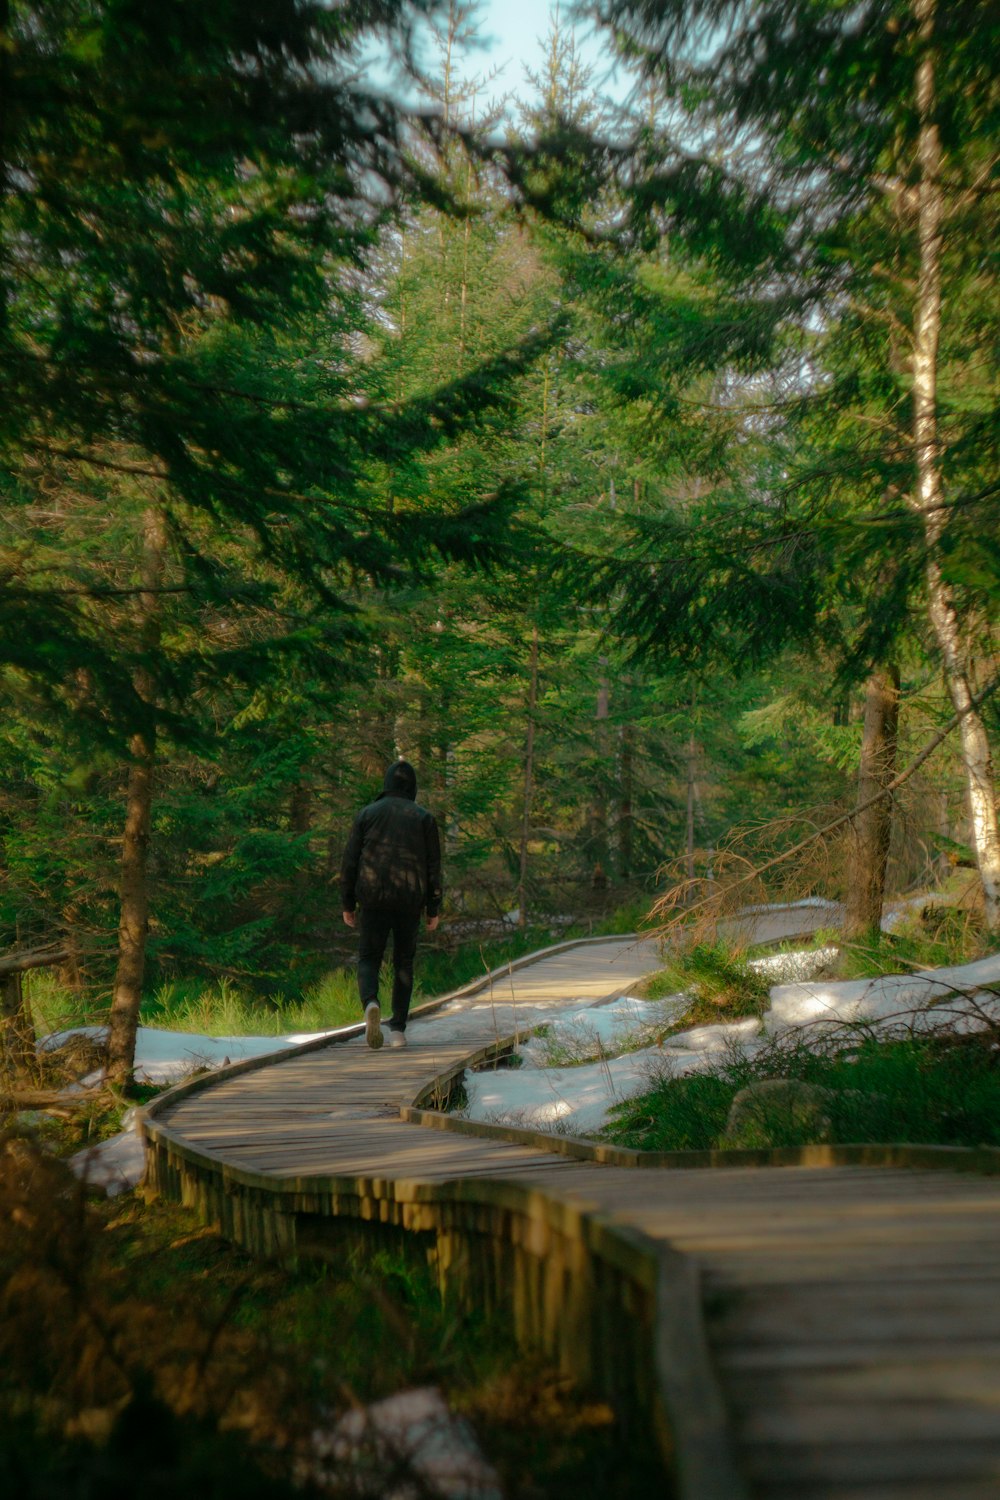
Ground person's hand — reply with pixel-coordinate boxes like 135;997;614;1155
343;910;356;928
426;915;440;932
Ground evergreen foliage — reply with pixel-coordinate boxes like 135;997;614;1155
0;1;995;1061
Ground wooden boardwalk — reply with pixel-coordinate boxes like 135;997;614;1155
144;921;1000;1500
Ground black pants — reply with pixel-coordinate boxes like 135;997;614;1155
357;906;421;1032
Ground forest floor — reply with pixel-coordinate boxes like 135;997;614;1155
1;1135;662;1500
5;912;668;1499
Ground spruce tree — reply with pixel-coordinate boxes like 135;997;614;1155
591;0;1000;925
0;0;537;1081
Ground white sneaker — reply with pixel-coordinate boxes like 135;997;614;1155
388;1030;407;1049
364;1002;383;1050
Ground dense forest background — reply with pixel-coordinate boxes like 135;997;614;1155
2;0;998;1080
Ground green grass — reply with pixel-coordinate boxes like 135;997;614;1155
582;896;658;937
833;906;991;979
638;941;772;1024
25;969;102;1039
603;1028;1000;1154
140;972;364;1037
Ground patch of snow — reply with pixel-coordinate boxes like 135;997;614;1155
738;898;841;915
766;951;1000;1035
664;1016;762;1053
464;1014;769;1137
465;1050;653;1136
41;1023;341;1085
311;1386;502;1500
69;1109;145;1197
748;946;838;983
517;994;684;1068
461;946;1000;1139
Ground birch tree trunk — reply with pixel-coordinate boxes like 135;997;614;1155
106;506;167;1087
844;668;900;939
909;0;1000;929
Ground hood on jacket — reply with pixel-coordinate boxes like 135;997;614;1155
382;759;417;801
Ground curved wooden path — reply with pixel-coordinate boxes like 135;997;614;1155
141;915;1000;1500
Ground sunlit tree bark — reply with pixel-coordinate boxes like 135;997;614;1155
908;0;1000;929
844;667;900;939
106;506;167;1087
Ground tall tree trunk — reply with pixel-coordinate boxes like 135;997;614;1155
433;683;453;853
1;947;69;1079
106;507;167;1087
1;971;32;1077
844;667;901;939
0;0;8;343
909;0;1000;929
617;704;634;881
289;777;312;835
286;774;313;947
589;663;610;878
685;722;698;887
517;626;539;930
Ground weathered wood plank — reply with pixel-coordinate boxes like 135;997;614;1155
708;1284;1000;1344
741;1440;1000;1485
732;1396;1000;1444
758;1484;1000;1500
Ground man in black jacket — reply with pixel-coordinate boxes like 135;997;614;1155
340;759;442;1049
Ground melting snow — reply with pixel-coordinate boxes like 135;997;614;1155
461;947;1000;1137
43;1023;343;1086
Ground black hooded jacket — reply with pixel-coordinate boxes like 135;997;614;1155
340;761;443;916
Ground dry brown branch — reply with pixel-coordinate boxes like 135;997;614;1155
653;671;1000;939
1;1087;104;1111
0;945;71;976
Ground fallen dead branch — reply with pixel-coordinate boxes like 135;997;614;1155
654;670;1000;936
2;1087;105;1112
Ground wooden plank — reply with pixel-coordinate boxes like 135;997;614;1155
718;1338;1000;1371
708;1283;1000;1345
731;1397;1000;1444
704;1247;1000;1286
741;1439;1000;1485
